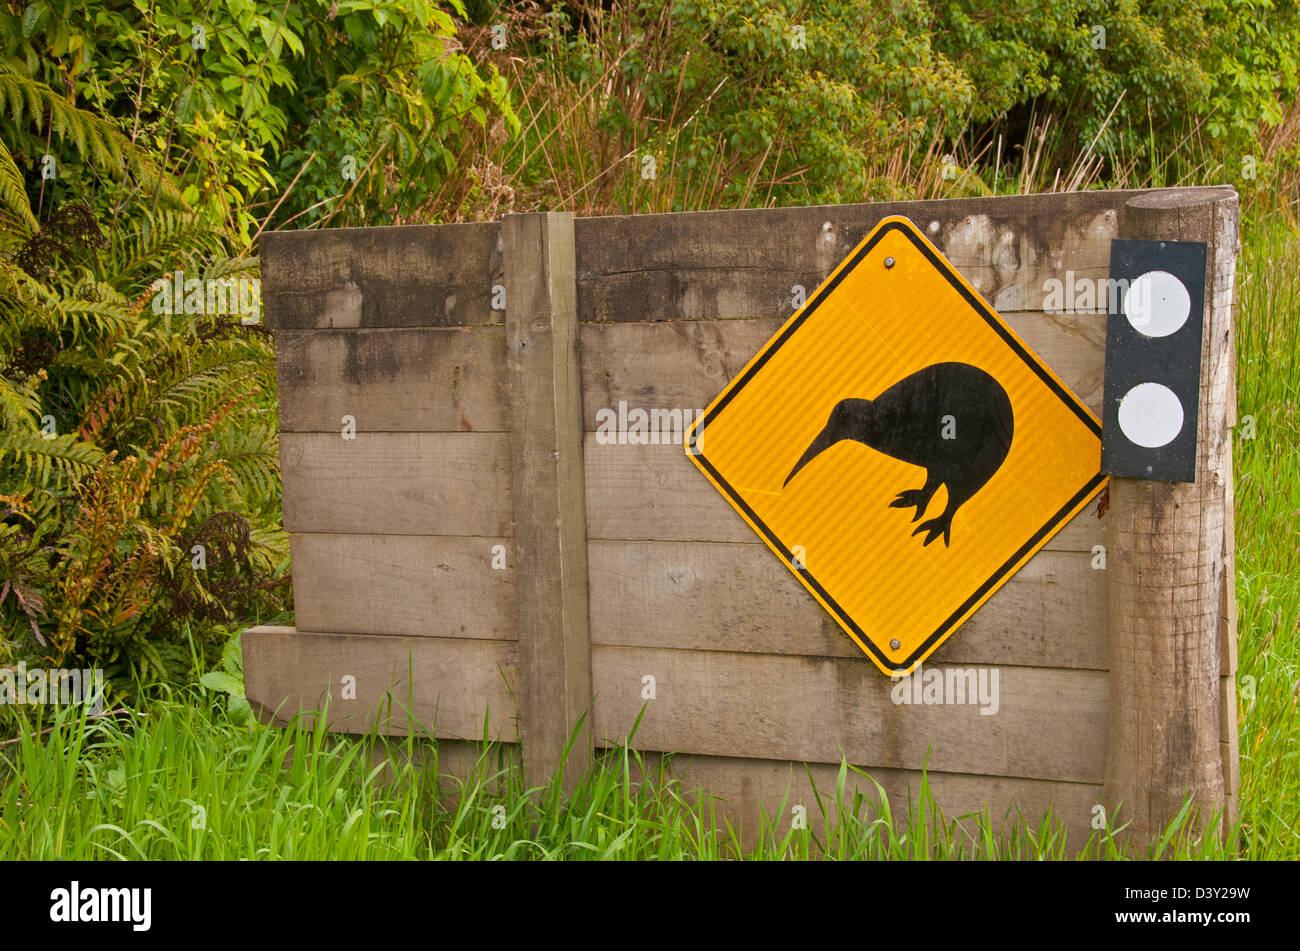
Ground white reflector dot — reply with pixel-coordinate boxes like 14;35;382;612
1124;270;1190;337
1117;382;1184;448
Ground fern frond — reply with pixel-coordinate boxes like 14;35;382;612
0;430;105;489
0;62;175;206
0;260;135;350
81;341;263;451
0;375;42;431
247;524;290;578
0;138;37;239
102;208;228;287
206;411;280;514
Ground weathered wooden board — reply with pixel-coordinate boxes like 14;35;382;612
578;311;1105;428
279;432;512;536
583;438;1105;550
634;751;1099;852
504;212;594;786
364;738;523;807
591;645;1108;784
360;736;1097;851
262;222;503;330
574;190;1142;321
289;534;515;640
275;327;508;433
588;540;1107;669
243;626;518;739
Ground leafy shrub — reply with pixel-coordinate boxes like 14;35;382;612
5;1;516;237
487;0;1300;212
0;63;287;693
931;1;1300;188
273;0;519;228
498;0;976;212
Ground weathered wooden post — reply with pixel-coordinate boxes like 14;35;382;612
1103;187;1239;847
503;212;595;790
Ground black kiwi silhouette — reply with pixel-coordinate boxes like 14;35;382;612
784;362;1014;547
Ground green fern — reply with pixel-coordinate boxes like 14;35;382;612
0;372;42;431
0;430;104;488
0;42;283;686
2;62;128;180
99;209;230;288
0;139;37;240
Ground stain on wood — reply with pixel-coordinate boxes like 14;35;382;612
575;191;1130;322
262;222;503;330
275;327;508;433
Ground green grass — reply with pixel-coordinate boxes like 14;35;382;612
1229;216;1300;859
0;689;1237;860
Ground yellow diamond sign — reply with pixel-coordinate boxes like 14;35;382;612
685;215;1106;675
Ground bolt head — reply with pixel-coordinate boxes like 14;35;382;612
884;256;896;269
890;639;901;650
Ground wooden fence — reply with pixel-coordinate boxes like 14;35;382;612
244;186;1239;850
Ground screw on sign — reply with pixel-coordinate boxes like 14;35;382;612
685;215;1107;676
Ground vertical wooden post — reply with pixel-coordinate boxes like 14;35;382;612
503;212;594;791
1104;187;1239;847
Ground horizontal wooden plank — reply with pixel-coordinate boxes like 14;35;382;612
579;312;1104;432
261;222;502;330
242;626;518;740
635;751;1099;853
364;739;523;810
279;432;512;536
275;327;508;433
362;737;1098;852
588;540;1106;669
290;534;516;640
355;737;1098;853
573;189;1192;321
584;438;1106;550
257;187;1229;330
1011;311;1106;414
591;645;1108;784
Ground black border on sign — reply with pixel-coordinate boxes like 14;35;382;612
686;219;1107;673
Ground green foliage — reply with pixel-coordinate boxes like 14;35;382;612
4;1;513;238
511;0;975;211
491;0;1300;213
1231;218;1300;859
274;0;518;227
3;0;275;236
0;0;514;694
199;629;250;724
932;0;1300;185
0;691;1254;858
0;62;287;693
